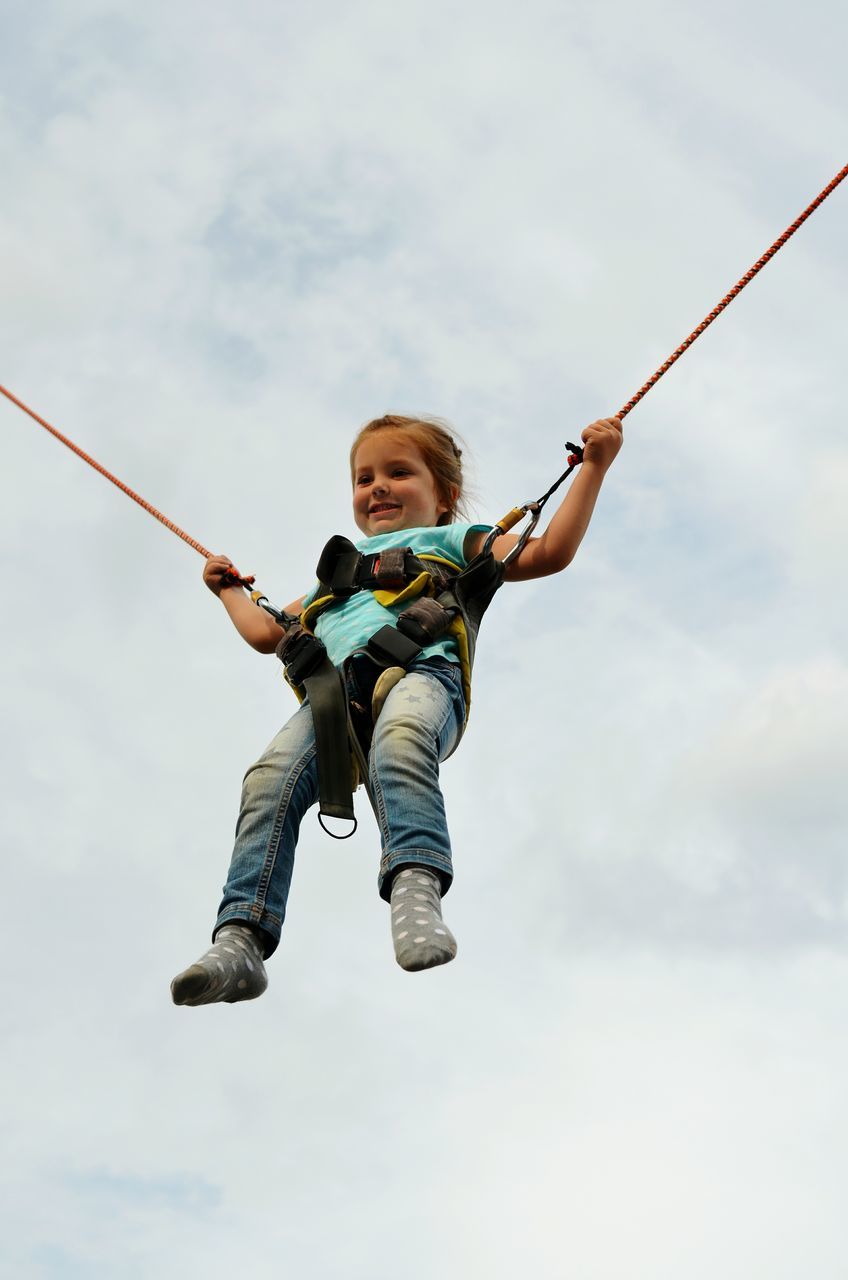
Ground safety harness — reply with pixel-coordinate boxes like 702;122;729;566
250;443;586;836
250;534;502;835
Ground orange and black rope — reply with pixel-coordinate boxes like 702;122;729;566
3;161;846;559
617;161;848;419
0;380;214;560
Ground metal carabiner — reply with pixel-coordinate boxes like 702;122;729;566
482;501;543;566
502;502;542;567
249;590;300;628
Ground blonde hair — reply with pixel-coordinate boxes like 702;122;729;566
349;414;468;525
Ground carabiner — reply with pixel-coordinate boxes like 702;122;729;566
502;502;542;567
482;501;542;566
249;590;299;628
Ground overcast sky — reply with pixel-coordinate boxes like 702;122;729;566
2;2;847;1277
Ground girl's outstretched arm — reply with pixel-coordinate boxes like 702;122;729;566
467;417;623;582
204;554;297;653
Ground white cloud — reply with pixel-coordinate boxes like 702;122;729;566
2;0;847;1275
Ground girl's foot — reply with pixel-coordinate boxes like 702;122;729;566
390;868;457;971
170;924;268;1006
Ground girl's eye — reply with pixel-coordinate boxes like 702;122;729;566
392;468;409;477
357;475;372;486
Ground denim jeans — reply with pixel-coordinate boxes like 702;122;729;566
214;657;465;956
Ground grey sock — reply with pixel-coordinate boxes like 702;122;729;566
390;868;457;972
170;924;268;1006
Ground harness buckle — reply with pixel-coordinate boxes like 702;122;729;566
366;624;423;668
371;546;409;589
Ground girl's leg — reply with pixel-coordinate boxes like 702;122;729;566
216;701;319;952
171;702;319;1005
368;662;464;970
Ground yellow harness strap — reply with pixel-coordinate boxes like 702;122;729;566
297;554;474;721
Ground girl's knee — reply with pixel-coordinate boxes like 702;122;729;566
373;707;435;753
240;737;319;813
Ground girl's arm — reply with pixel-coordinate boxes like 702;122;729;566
466;417;623;582
204;555;303;654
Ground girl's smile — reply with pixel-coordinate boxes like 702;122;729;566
352;433;451;536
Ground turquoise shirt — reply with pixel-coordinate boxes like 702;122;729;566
303;523;491;667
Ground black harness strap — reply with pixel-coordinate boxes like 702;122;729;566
314;535;452;598
274;622;357;837
395;593;458;646
303;659;358;837
315;535;363;597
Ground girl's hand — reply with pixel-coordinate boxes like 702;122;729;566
581;417;623;471
203;554;243;596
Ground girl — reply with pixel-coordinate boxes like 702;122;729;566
171;413;622;1005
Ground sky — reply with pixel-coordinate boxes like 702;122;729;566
1;1;847;1276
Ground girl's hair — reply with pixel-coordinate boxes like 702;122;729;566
350;414;468;525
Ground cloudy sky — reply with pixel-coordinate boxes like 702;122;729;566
2;2;847;1276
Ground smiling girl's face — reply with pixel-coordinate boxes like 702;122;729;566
352;432;452;536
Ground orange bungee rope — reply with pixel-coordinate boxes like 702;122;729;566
3;161;847;566
0;381;254;585
0;382;217;557
617;161;848;420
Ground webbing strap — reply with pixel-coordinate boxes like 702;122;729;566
302;660;358;837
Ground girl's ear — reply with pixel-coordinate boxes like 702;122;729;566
437;484;460;525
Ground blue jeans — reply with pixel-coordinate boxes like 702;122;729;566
215;657;465;956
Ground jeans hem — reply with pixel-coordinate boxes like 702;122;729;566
377;849;454;903
214;903;282;958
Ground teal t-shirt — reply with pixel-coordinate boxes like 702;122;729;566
303;522;491;667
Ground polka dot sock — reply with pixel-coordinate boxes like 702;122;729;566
390;867;457;972
170;924;268;1006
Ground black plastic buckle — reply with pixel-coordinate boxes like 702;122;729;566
357;552;382;586
366;624;422;668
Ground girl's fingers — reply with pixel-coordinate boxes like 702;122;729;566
204;556;234;575
580;418;624;463
582;417;623;440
